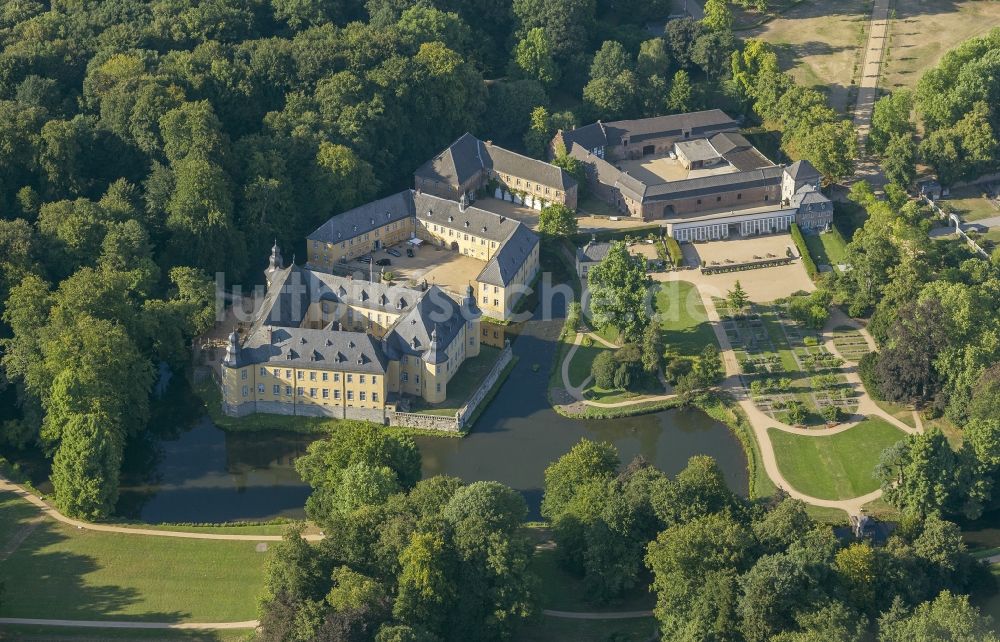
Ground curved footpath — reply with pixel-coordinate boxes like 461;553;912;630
0;477;323;541
0;477;646;629
557;273;920;515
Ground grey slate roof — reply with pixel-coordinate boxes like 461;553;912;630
238;326;388;373
415;133;577;191
643;166;785;201
577;241;612;263
477;223;539;287
561;110;738;149
383;286;468;363
307;191;413;245
791;185;831;209
312;272;420;316
414;191;523;243
785;159;821;181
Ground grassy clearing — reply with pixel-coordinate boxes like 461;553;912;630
768;417;906;500
656;280;717;357
873;399;917;429
0;626;249;641
749;0;870;113
412;345;502;415
530;547;655;613
803;230;848;267
973;564;1000;629
884;0;1000;91
943;187;1000;222
567;340;609;388
0;492;266;623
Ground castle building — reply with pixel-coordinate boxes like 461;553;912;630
415;132;578;210
221;247;482;421
305;190;540;321
551;110;833;240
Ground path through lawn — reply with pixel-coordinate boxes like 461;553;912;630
768;418;905;499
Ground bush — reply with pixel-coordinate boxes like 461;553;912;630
790;223;818;280
784;401;807;425
666;357;694;384
803;336;818;347
857;351;881;400
592;351;617;389
821;405;842;423
664;236;683;267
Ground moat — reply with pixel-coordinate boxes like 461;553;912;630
114;312;749;523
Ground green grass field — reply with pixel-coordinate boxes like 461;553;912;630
656;280;717;357
768;418;906;499
0;492;266;623
803;230;848;267
0;626;250;641
944;187;1000;222
414;345;502;415
567;340;610;388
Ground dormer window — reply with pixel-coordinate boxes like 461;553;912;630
426;209;433;218
448;216;453;222
464;221;469;227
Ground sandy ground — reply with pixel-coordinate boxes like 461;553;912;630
473;197;541;228
750;0;869;114
683;233;797;265
667;234;816;301
628;242;660;261
363;244;485;296
883;0;1000;91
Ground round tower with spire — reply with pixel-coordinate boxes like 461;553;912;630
463;283;481;359
421;325;449;404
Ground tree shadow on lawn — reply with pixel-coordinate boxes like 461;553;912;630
0;510;189;623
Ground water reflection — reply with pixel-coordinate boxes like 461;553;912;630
116;309;748;523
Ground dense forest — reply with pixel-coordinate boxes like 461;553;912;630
0;0;856;520
259;426;999;641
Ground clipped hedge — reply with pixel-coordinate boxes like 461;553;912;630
790;223;818;280
664;236;683;267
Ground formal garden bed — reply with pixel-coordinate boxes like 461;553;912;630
831;325;871;362
718;298;858;426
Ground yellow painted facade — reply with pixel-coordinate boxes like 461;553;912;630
306;218;415;269
224;363;391;411
477;243;540;320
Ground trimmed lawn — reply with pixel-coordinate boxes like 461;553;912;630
803;230;847;267
414;345;502;415
567;341;610;388
943;187;1000;222
0;626;249;641
655;280;717;357
0;492;266;622
768;418;906;500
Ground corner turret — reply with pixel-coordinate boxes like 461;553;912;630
265;240;283;286
223;329;240;366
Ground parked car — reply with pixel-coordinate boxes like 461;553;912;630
358;256;372;263
406;247;415;257
386;248;401;257
375;258;391;266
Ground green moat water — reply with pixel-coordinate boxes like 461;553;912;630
115;312;748;522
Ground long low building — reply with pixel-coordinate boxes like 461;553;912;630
305;190;540;321
552;110;833;240
415;132;578;210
